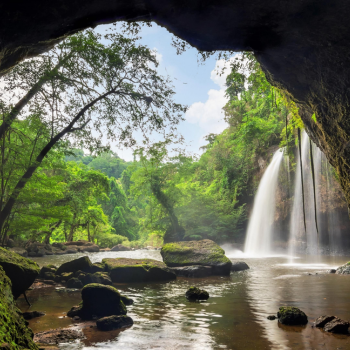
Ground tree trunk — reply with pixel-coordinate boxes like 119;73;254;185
43;220;62;244
0;88;116;240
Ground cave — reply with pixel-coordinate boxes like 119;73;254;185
1;1;350;208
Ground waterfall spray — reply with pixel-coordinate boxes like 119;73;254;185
244;149;284;256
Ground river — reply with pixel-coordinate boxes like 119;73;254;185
17;250;350;350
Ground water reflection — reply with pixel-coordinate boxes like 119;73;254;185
17;251;350;349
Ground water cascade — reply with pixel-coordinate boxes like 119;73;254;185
288;131;322;258
244;149;284;256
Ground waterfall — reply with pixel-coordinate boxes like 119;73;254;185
244;149;284;256
288;131;322;258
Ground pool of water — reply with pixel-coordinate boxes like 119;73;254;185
17;250;350;350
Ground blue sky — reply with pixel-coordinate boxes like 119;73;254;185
98;23;234;161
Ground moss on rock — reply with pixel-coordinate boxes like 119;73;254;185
161;239;232;275
56;256;92;275
0;266;38;349
67;283;127;319
102;258;176;283
0;247;40;299
277;307;308;325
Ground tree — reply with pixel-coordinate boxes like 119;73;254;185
0;30;185;240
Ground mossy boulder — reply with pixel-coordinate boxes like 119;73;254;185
76;272;112;286
185;286;209;301
96;315;133;331
67;283;127;319
103;258;176;283
277;307;308;325
56;256;92;275
91;263;104;273
161;239;232;275
66;278;83;289
0;247;40;299
0;266;38;349
336;262;350;274
120;295;134;306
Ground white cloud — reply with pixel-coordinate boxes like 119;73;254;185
185;58;236;145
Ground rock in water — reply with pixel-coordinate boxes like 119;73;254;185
161;239;232;276
66;278;83;289
34;328;84;345
120;295;134;306
170;265;212;278
277;307;308;325
267;315;276;320
0;266;37;349
56;256;92;275
323;317;350;334
185;286;209;301
67;283;127;319
103;258;176;283
231;261;250;272
110;244;130;251
335;262;350;274
0;247;40;299
96;315;134;331
315;315;336;328
22;310;45;320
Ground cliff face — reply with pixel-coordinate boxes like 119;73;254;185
1;1;350;209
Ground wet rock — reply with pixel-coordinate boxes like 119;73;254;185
323;317;350;334
267;315;276;320
120;295;134;306
34;328;84;345
336;262;350;274
67;283;127;319
56;256;92;275
39;265;57;278
315;315;336;328
231;261;250;272
61;272;74;281
111;244;130;251
170;265;212;278
91;262;104;273
103;258;176;283
66;278;83;289
22;310;45;320
43;272;56;281
185;286;209;301
52;242;66;250
100;248;111;252
0;247;40;299
64;240;100;252
277;307;308;325
78;272;112;286
161;239;232;276
329;269;336;273
8;247;28;257
96;315;134;331
0;266;36;348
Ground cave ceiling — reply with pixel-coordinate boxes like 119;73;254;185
2;0;350;206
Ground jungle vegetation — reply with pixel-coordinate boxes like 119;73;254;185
0;28;302;248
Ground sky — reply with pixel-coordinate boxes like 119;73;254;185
97;23;235;161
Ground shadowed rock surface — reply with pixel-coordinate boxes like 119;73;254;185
103;258;176;283
67;283;127;319
231;261;250;272
170;265;212;278
3;1;350;212
161;239;232;275
0;266;37;349
323;317;350;334
185;286;209;301
315;315;336;328
0;247;40;299
56;256;92;275
96;315;134;331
